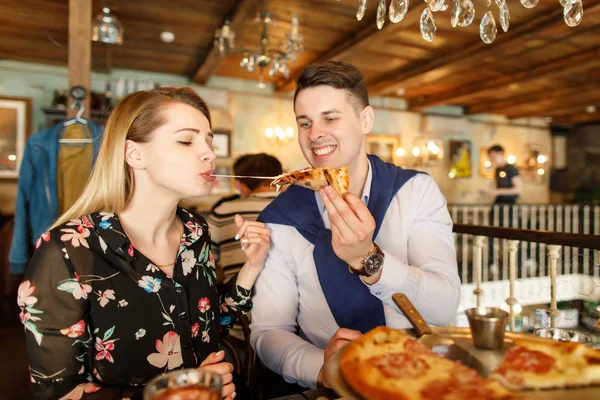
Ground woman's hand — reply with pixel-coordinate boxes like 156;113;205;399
234;214;270;270
198;351;236;399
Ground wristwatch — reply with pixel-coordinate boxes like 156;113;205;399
348;243;385;277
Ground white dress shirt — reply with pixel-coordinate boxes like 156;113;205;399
250;161;461;389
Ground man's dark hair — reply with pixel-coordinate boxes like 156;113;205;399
488;145;505;154
294;61;369;113
233;153;283;192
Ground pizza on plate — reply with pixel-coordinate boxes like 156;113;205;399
271;166;349;195
340;326;519;400
489;337;600;390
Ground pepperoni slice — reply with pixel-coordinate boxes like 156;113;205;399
497;346;555;374
421;379;495;400
368;352;431;379
403;338;436;356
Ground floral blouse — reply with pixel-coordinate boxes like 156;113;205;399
18;208;251;400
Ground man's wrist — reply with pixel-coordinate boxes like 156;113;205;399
349;242;375;271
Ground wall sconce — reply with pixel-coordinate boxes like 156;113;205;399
507;154;517;165
524;144;548;182
265;125;294;146
404;138;444;168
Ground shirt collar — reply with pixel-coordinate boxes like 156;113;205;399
90;207;207;263
316;159;372;215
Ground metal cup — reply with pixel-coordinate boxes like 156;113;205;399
465;307;509;350
534;328;593;345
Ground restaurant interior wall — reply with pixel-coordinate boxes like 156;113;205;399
0;61;551;215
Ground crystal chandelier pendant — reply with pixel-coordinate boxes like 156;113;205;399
559;0;569;6
480;11;498;44
389;0;409;23
377;0;387;29
564;0;584;27
426;0;446;12
496;0;510;32
357;0;368;21
420;7;437;42
451;0;476;28
439;0;449;11
520;0;539;9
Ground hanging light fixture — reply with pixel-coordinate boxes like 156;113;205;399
355;0;584;44
214;11;304;81
92;7;124;45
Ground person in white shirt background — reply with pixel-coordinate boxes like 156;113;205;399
251;61;460;394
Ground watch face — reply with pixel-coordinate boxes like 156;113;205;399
364;253;384;275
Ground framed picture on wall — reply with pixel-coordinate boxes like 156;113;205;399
479;147;495;179
366;134;400;164
212;130;231;158
448;140;472;178
0;96;32;180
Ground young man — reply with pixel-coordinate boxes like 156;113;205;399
250;61;460;391
208;153;283;282
480;145;523;205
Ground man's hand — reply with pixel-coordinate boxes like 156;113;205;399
198;351;236;399
317;328;362;388
319;186;376;270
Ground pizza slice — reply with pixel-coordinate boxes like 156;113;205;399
271;166;349;195
489;337;600;391
340;326;519;400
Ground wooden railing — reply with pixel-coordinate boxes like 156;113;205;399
451;224;600;331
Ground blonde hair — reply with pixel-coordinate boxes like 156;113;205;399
50;87;211;229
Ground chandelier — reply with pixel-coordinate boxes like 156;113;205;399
214;11;304;80
355;0;584;44
92;7;123;45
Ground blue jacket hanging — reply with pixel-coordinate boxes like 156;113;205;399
9;122;103;274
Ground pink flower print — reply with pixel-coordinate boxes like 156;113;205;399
60;320;86;338
58;382;100;400
147;331;183;370
97;290;116;307
95;337;116;363
201;331;210;343
191;323;200;338
60;227;90;248
19;311;31;324
17;281;37;309
80;216;94;228
35;232;51;249
220;302;229;313
185;221;203;241
198;297;210;313
128;244;134;257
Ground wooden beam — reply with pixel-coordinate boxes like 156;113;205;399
274;8;424;93
409;47;600;111
367;0;600;96
67;0;91;118
466;82;594;115
504;88;600;119
552;111;600;125
192;0;259;84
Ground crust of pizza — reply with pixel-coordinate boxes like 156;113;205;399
271;166;349;195
340;326;519;400
489;338;600;391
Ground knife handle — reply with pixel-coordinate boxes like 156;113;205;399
393;293;432;337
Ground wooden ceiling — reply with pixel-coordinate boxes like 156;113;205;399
1;0;599;125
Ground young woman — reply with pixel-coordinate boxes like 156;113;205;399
18;87;270;399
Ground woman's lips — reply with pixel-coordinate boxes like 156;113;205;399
201;173;216;182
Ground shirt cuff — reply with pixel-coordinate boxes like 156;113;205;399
362;249;410;304
303;348;325;390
